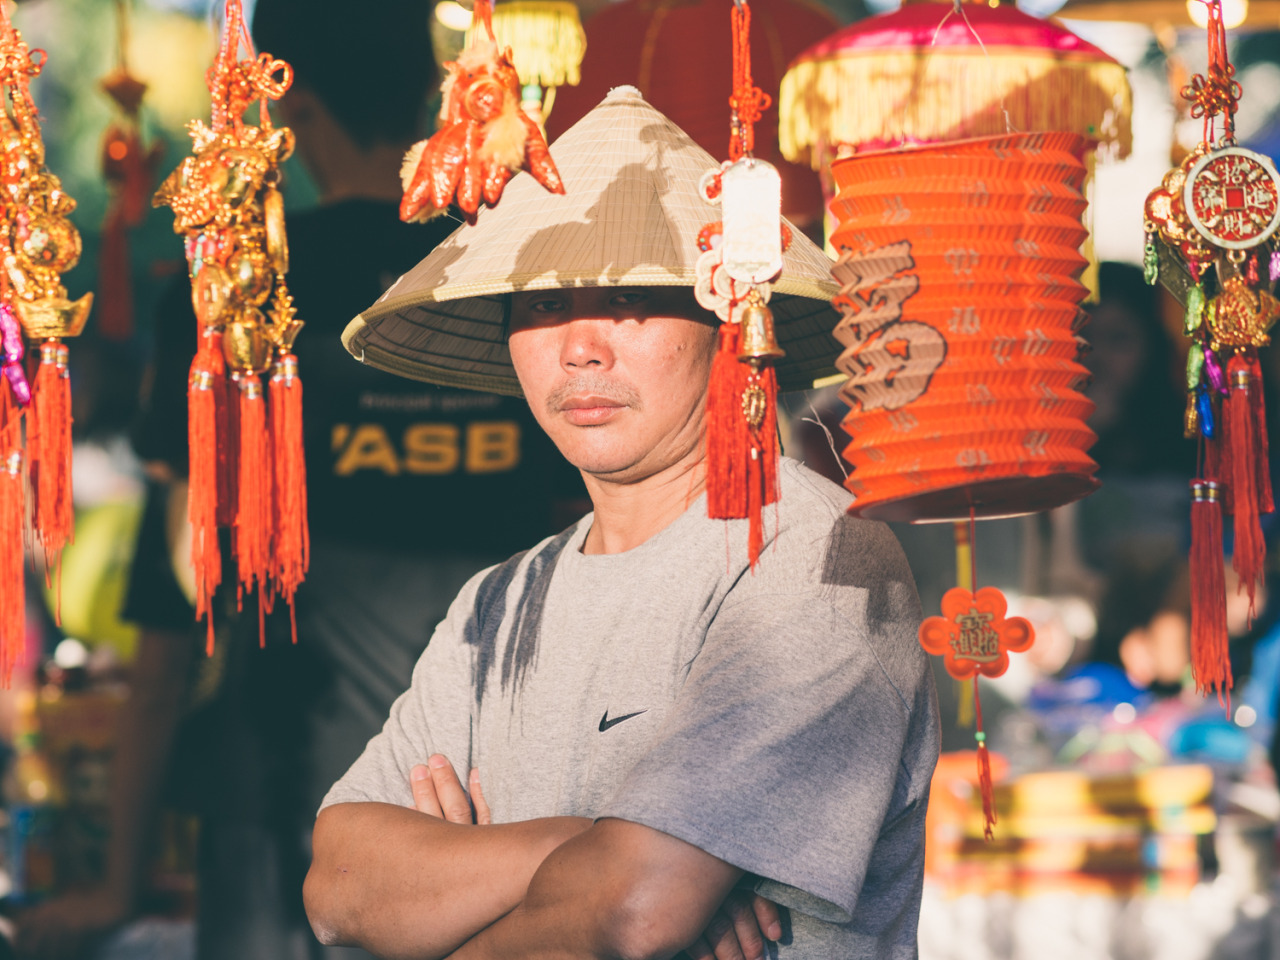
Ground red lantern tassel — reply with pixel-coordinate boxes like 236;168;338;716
1226;355;1265;623
1190;480;1232;707
973;677;996;841
188;328;223;655
269;354;308;643
235;373;270;646
707;323;749;521
745;363;780;567
0;388;23;684
28;341;73;616
1247;353;1273;516
96;208;133;341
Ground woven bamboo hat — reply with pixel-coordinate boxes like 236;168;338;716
342;85;839;397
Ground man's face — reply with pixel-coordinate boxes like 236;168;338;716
508;287;718;482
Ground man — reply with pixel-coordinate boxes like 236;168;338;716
307;87;938;960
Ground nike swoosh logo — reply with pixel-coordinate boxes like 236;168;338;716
599;708;648;732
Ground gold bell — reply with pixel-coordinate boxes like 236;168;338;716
736;295;785;367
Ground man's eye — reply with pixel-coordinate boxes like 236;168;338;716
609;291;647;307
530;298;566;314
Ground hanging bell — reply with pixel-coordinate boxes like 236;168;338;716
737;295;785;368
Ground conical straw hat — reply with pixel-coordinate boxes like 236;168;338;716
342;85;839;397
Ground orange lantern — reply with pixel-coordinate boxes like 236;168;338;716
829;130;1100;836
829;131;1099;523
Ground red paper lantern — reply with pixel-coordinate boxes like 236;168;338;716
545;0;836;230
829;132;1100;523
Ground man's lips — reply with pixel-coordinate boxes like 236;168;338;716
558;395;627;425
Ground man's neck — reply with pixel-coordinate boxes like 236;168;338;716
580;450;706;555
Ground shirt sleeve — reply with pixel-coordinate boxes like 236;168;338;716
318;572;484;813
599;577;937;927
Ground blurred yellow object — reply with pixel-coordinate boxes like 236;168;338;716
1058;0;1280;29
465;1;585;89
42;500;143;663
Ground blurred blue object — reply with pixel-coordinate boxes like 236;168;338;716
1028;662;1148;710
1168;714;1254;764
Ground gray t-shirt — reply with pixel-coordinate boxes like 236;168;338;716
323;457;940;958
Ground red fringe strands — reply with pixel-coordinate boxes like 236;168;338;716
188;328;223;655
0;387;23;684
707;322;750;521
744;363;780;567
1190;480;1232;708
269;353;308;643
27;341;73;615
1226;354;1265;623
1247;352;1274;516
235;373;270;646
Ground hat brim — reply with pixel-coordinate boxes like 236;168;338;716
343;87;840;397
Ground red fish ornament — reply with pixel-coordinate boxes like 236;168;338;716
400;0;564;225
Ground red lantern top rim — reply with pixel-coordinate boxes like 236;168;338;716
830;129;1091;164
790;2;1122;68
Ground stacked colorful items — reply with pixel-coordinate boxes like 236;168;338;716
1143;0;1279;705
926;761;1214;897
0;6;94;681
829;132;1099;522
153;0;307;651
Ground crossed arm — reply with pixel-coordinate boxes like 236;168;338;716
305;757;781;960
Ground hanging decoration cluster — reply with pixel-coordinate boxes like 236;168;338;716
1143;0;1278;705
154;0;308;652
694;0;791;567
400;0;565;225
0;5;94;681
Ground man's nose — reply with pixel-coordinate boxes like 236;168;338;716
560;318;614;370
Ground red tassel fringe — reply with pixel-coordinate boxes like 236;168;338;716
188;329;223;655
705;324;780;568
0;388;23;684
269;354;308;643
28;341;73;616
1247;353;1274;516
235;374;270;646
96;210;133;341
1226;355;1265;623
973;678;996;840
707;323;749;520
1190;480;1232;707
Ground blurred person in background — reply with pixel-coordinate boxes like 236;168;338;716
15;2;584;958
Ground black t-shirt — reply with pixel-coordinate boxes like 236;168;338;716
132;199;583;560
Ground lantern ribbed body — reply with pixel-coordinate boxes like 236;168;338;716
829;132;1099;522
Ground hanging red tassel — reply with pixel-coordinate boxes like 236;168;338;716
96;208;133;341
269;353;308;643
27;340;73;616
707;322;750;521
0;387;23;684
1247;352;1273;516
1190;479;1232;707
188;328;223;655
1225;354;1265;622
235;373;270;646
215;355;239;530
744;363;780;566
973;678;996;840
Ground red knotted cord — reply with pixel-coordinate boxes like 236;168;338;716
728;2;770;161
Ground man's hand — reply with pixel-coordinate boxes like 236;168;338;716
410;755;490;824
684;891;782;960
413;757;782;960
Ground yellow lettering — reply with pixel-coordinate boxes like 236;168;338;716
403;424;460;474
333;424;401;476
465;421;520;474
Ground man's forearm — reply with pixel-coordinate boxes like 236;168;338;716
449;819;743;960
306;802;591;960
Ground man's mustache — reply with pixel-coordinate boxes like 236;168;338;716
546;374;642;413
